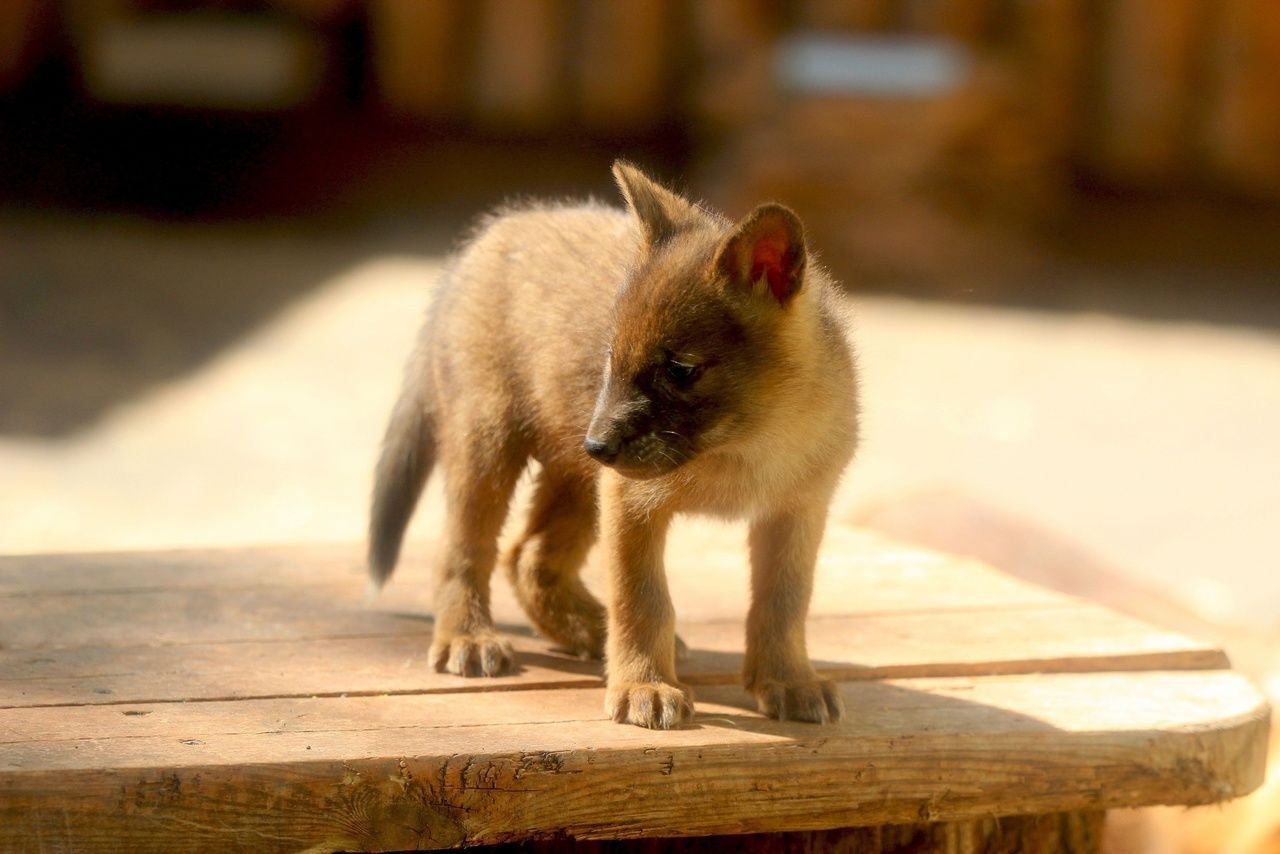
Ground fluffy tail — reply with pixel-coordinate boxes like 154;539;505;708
368;352;436;593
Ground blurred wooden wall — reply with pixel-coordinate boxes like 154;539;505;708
1;0;1279;199
369;0;686;134
757;0;1280;200
1068;0;1280;198
370;0;1280;200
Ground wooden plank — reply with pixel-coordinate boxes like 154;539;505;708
0;632;595;709
677;601;1228;682
0;548;420;597
667;524;1072;619
0;543;370;595
0;672;1268;852
0;576;1062;650
0;527;1066;607
0;532;1227;710
0;601;1226;708
0;529;1076;655
1;581;405;649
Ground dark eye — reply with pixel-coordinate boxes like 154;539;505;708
664;358;699;386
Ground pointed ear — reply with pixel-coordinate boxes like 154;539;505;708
612;159;699;246
715;204;807;305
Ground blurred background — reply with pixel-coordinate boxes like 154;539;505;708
1;2;1278;850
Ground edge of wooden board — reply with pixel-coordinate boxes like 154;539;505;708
0;671;1269;853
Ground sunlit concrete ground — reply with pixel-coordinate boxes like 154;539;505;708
5;215;1277;633
4;213;1278;851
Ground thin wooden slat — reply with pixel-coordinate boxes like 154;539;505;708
669;524;1071;619
676;602;1229;682
0;672;1268;852
0;543;370;595
0;570;1065;650
0;602;1226;709
0;528;1067;622
0;632;597;709
1;581;422;650
0;532;1227;712
17;524;984;596
0;527;1060;613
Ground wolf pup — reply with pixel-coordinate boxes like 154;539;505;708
369;161;858;729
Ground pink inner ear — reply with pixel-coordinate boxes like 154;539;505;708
749;231;792;302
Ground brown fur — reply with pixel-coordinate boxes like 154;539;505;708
369;161;859;728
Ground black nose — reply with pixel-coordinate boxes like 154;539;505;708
584;434;621;464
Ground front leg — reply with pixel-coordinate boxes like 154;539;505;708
601;472;693;729
744;492;844;723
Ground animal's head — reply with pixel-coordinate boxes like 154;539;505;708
584;160;813;478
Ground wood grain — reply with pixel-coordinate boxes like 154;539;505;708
0;537;1267;852
0;529;1075;656
1;673;1267;852
0;536;1226;713
0;601;1226;708
0;526;1053;606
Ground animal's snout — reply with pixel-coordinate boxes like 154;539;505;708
583;433;622;464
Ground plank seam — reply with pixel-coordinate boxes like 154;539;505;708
0;653;1231;711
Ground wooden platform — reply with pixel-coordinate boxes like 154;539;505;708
0;524;1269;852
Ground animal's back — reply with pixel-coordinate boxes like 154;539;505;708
426;202;641;472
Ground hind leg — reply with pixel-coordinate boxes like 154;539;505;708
503;467;606;659
431;430;525;677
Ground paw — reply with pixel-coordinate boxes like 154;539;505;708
754;678;844;724
556;623;606;660
430;632;514;677
544;598;606;660
519;581;606;660
605;681;694;729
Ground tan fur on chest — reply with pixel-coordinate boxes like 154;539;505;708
646;374;855;519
